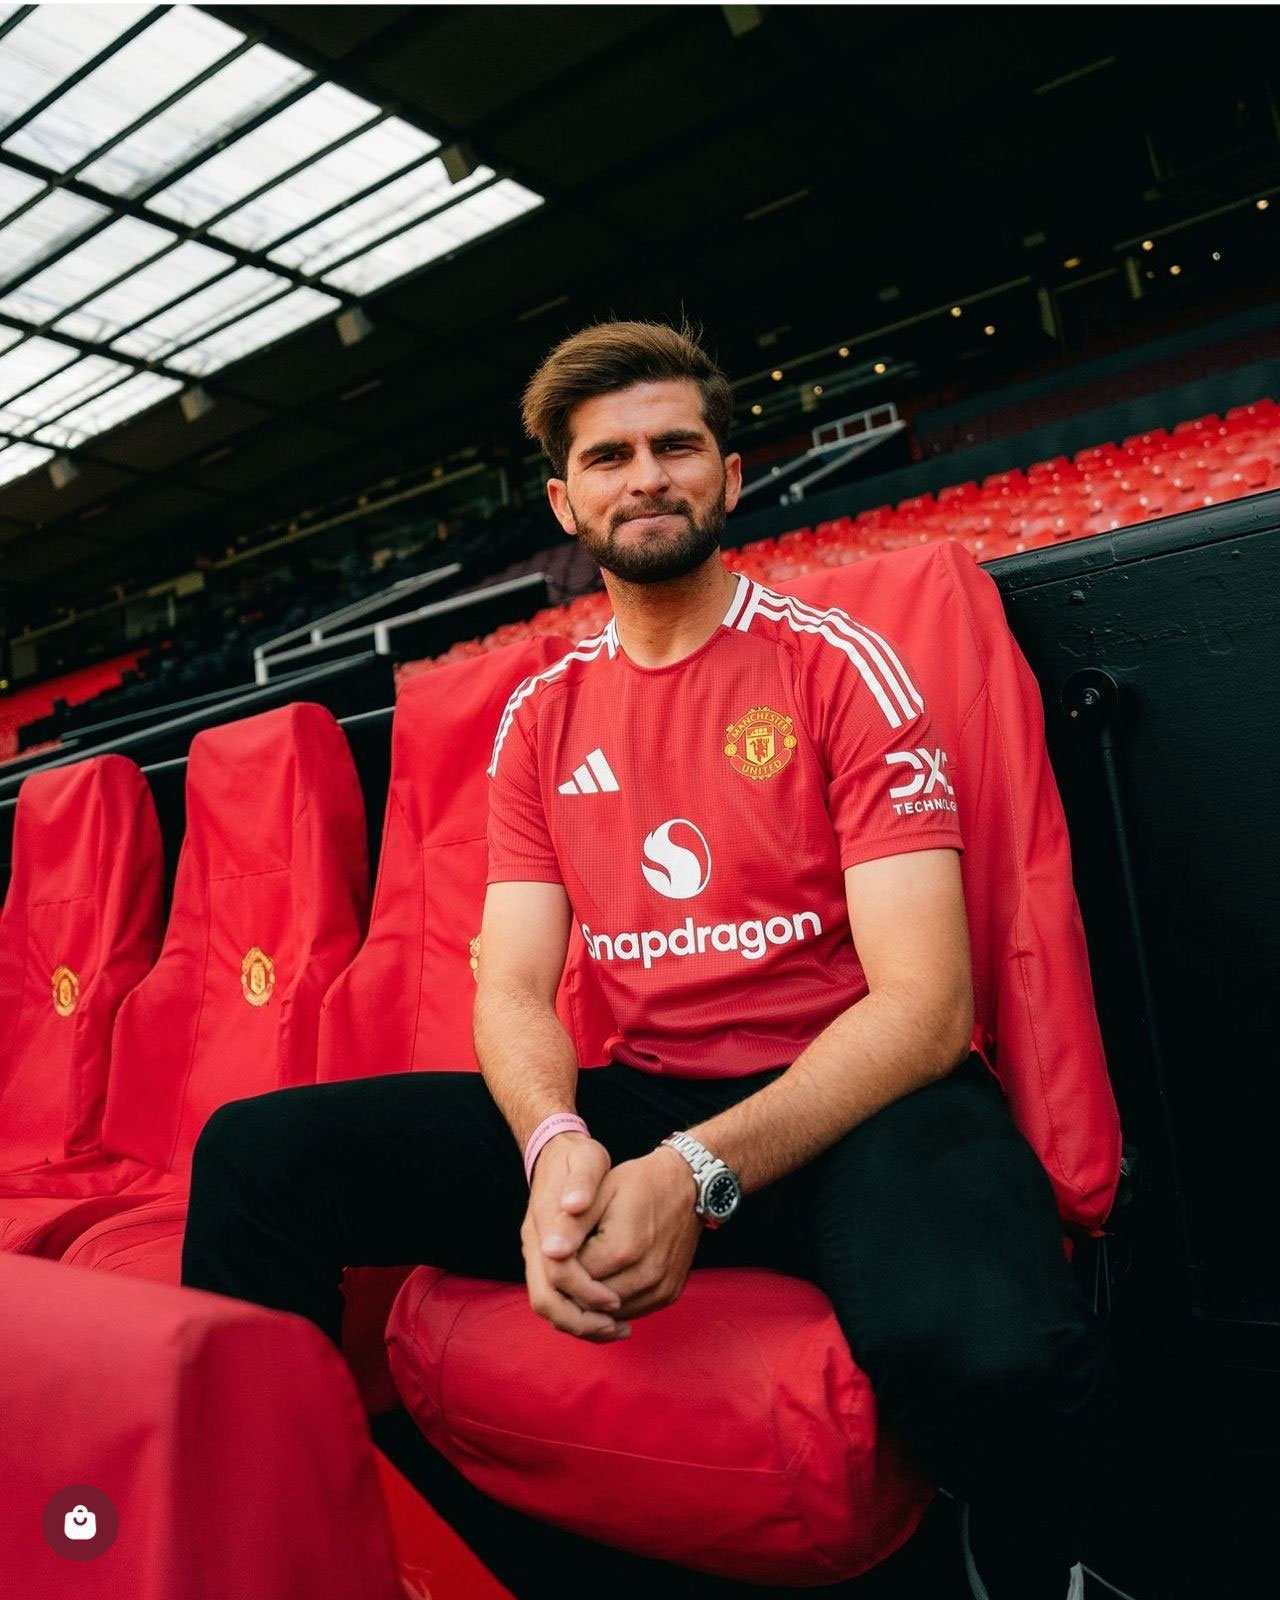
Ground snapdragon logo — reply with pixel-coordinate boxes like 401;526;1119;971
640;819;712;900
582;910;823;971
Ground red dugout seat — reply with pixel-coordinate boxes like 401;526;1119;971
315;638;617;1413
0;756;163;1175
0;703;368;1261
383;541;1122;1585
318;636;613;1086
0;1252;403;1600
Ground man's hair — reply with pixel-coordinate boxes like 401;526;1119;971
521;318;734;478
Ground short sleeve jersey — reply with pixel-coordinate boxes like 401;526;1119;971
487;573;963;1077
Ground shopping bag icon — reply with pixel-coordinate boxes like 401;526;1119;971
64;1505;96;1540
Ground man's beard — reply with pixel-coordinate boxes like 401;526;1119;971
567;482;727;585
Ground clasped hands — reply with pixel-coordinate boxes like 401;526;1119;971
521;1132;701;1342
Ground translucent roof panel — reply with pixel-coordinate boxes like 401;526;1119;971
0;5;150;130
0;353;133;436
76;43;313;199
0;161;44;218
213;117;440;254
0;336;79;406
110;265;283;363
34;370;182;450
0;213;175;327
269;156;494;277
3;9;243;174
56;238;234;346
166;286;340;377
0;187;109;291
147;82;375;229
324;180;545;296
0;440;54;488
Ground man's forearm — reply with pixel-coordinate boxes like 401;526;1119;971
474;984;581;1151
684;986;972;1196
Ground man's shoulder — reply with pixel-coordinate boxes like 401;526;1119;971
487;624;616;777
733;579;926;726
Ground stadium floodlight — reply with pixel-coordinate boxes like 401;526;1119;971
48;453;79;490
721;5;766;37
335;306;375;348
179;384;215;423
440;142;479;185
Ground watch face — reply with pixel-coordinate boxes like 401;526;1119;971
704;1170;740;1221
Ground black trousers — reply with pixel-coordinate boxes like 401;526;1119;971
180;1054;1112;1564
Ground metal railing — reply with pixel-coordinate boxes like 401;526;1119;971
254;572;550;683
739;402;904;506
252;563;464;684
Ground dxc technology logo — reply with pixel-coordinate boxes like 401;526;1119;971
884;747;956;816
640;819;712;900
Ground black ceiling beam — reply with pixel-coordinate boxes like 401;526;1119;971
0;8;34;47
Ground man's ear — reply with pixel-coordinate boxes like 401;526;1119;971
546;478;579;539
723;451;743;515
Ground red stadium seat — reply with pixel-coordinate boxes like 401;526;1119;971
318;637;610;1085
0;703;368;1260
1232;456;1274;489
0;1252;403;1600
384;542;1120;1585
1225;399;1275;421
0;756;163;1175
982;468;1027;492
1122;426;1169;451
1027;454;1071;478
937;479;979;504
312;639;616;1413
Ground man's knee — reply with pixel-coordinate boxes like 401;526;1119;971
873;1300;1105;1417
191;1091;310;1190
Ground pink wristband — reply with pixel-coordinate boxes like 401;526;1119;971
523;1113;589;1184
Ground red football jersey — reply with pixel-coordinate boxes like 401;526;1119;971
486;574;964;1077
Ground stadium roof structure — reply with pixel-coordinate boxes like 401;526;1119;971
0;4;1275;619
0;4;540;488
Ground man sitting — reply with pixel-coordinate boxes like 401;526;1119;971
182;320;1114;1599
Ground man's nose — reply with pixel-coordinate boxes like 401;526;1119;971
626;448;672;499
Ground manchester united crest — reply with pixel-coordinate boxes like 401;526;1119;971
51;965;79;1018
241;947;275;1007
724;705;798;781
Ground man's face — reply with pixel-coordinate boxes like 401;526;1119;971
546;379;742;585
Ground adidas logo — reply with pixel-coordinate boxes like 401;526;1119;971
558;748;619;795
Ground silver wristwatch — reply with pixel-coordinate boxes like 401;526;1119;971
659;1131;742;1228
